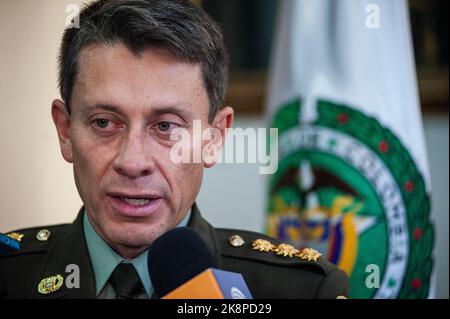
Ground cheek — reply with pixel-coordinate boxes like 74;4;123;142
71;133;115;194
160;128;208;201
161;158;203;201
181;163;203;186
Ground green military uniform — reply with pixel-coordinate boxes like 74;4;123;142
0;204;348;299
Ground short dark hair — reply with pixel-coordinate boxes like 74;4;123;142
58;0;229;123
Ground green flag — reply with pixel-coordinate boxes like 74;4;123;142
266;0;434;298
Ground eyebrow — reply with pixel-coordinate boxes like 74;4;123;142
78;103;194;122
78;104;122;118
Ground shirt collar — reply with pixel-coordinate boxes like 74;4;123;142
83;209;191;296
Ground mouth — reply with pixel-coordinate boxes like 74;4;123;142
121;197;153;206
107;192;163;218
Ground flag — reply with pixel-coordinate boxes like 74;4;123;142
266;0;434;298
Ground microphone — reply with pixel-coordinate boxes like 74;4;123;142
0;232;21;254
148;227;253;299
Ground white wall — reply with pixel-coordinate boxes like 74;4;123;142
0;0;85;230
197;117;268;232
423;115;449;299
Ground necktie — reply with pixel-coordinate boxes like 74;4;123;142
109;263;143;299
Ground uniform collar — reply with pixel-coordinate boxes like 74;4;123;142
188;203;222;268
31;203;219;298
83;209;191;297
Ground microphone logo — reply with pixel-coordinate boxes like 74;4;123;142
230;287;246;299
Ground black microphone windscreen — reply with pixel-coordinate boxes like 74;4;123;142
147;227;217;297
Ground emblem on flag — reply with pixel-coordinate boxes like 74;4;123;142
267;99;434;298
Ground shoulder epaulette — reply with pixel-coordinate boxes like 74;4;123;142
1;223;71;257
216;228;338;275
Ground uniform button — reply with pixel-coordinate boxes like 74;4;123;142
228;235;245;247
36;229;51;241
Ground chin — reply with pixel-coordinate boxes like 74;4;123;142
107;220;170;249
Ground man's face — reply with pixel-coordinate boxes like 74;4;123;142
52;44;229;258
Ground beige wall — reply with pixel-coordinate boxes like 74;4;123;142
0;0;89;231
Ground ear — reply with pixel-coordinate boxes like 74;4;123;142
51;99;73;163
203;106;234;168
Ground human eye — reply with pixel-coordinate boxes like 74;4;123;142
153;121;180;134
91;118;123;133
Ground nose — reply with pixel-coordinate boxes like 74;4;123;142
113;130;155;179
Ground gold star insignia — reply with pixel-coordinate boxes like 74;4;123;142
296;248;322;261
6;232;24;242
252;239;275;252
274;243;299;257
